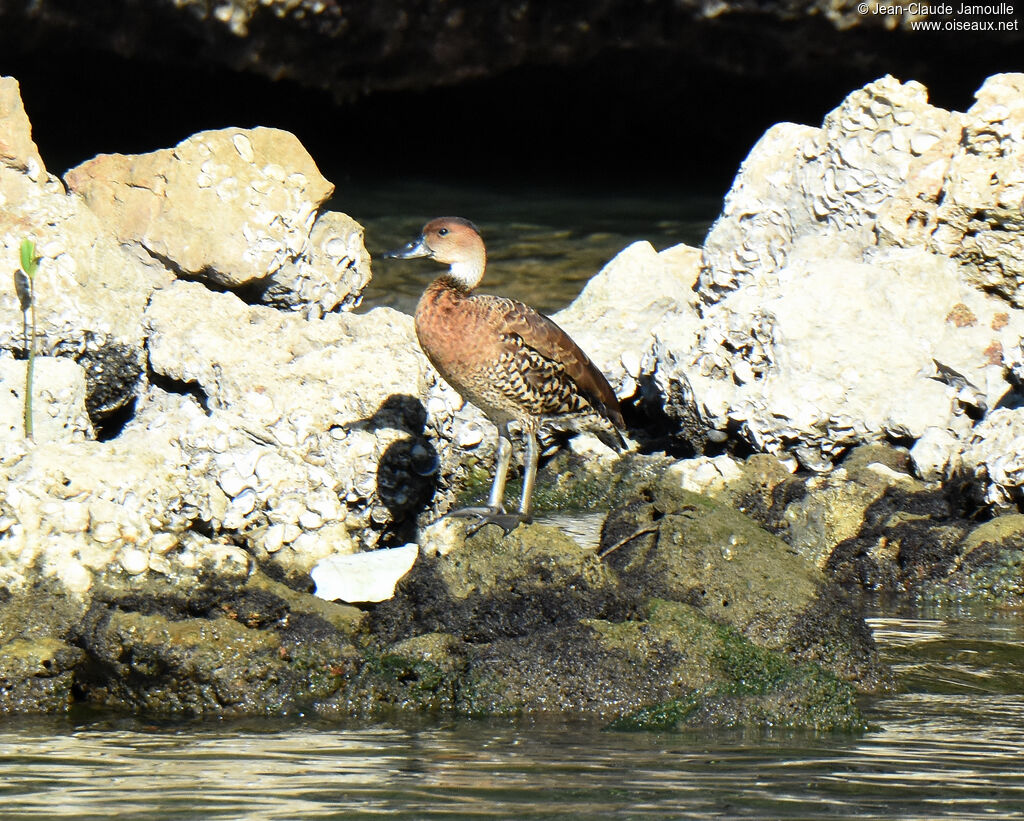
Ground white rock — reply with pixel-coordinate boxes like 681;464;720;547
148;532;179;555
119;548;150;575
0;358;93;443
263;523;287;553
556;241;702;400
311;543;419;603
911;426;963;482
667;455;744;495
962;408;1024;505
651;74;1024;471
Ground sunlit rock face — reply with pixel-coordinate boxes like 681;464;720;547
648;75;1024;497
65;128;370;316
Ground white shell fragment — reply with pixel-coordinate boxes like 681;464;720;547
311;544;419;603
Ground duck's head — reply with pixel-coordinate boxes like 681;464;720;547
384;216;487;291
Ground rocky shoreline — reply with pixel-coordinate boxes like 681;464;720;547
1;73;1023;729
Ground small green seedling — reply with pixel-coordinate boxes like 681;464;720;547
14;239;39;439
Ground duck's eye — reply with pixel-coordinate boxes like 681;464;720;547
437;227;449;236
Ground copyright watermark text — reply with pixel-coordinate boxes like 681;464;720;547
856;1;1020;29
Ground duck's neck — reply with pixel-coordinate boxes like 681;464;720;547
445;254;485;292
425;274;468;298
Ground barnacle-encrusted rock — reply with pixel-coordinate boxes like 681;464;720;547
65;127;370;316
651;74;1024;473
928;74;1024;307
142;279;446;565
961;408;1024;507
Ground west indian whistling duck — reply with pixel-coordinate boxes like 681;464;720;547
385;217;626;535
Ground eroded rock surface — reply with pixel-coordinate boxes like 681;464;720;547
3;70;1024;723
65;128;369;315
649;75;1024;492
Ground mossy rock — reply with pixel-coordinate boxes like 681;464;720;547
351;490;880;729
352;598;865;731
825;485;971;593
0;637;85;713
370;521;640;645
599;477;888;690
337;632;470;715
70;569;363;716
608;600;864;732
0;586;89;646
920;514;1024;605
778;446;925;569
601;484;820;649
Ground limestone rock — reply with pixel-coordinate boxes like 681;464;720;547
652;75;1024;472
782;446;927;570
65;127;368;315
0;77;47;183
663;454;745;496
702;76;957;298
910;426;963;483
556;241;701;401
961;408;1024;507
0;79;162;424
927;74;1024;308
262;210;371;315
0;357;93;444
143;280;441;564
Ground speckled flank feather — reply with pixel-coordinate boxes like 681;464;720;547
415;278;625;443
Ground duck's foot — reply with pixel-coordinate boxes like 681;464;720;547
446;506;530;537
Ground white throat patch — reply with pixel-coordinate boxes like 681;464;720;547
448;259;484;290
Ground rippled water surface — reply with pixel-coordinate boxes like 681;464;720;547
3;606;1024;819
339;180;718;315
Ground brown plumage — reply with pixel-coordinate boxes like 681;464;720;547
385;216;626;534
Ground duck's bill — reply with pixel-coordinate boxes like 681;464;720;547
382;236;431;259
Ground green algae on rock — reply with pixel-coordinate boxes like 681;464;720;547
68;568;364;717
345;475;888;730
607;600;864;732
0;637;85;713
919;514;1024;606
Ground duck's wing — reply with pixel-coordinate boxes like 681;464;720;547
487;295;626;433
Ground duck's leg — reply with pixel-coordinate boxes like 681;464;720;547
517;429;539;521
447;425;529;536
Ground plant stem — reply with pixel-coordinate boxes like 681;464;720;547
18;239;38;441
24;327;34;441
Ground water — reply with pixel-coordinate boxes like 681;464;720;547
1;607;1023;819
339;179;718;315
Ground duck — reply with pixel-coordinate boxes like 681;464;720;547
384;216;626;535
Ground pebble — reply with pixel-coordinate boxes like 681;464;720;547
149;532;179;555
263;523;286;553
120;548;150;575
298;509;323;530
91;521;121;545
57;559;93;594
